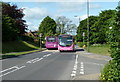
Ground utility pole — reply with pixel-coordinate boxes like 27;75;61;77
87;0;90;52
39;33;42;49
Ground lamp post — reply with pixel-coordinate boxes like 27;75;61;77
83;32;85;45
109;27;112;43
39;33;42;49
87;0;90;52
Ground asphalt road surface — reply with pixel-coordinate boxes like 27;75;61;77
0;46;111;81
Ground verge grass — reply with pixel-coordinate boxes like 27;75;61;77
1;40;46;59
2;40;39;54
78;42;110;56
88;44;110;56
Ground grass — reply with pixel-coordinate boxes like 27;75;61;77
0;49;46;59
1;40;46;59
2;40;40;54
87;44;110;56
78;42;110;56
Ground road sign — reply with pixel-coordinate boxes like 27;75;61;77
82;32;85;36
39;33;42;37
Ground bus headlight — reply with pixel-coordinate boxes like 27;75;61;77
54;44;56;47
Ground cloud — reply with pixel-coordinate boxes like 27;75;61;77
22;7;49;31
23;7;48;20
80;14;88;20
4;0;119;2
56;2;101;13
57;2;86;13
90;4;101;9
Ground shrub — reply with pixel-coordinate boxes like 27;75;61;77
101;3;120;81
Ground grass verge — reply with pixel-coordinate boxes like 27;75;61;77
2;40;40;54
1;40;46;59
88;44;110;56
0;49;46;59
78;42;110;56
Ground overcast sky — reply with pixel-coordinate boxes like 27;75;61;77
3;0;119;35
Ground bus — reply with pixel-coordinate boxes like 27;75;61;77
58;35;75;52
45;36;58;49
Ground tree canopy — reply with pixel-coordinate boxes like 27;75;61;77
56;16;76;34
2;2;27;35
39;16;57;38
76;10;117;44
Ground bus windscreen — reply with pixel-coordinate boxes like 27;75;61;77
58;36;73;47
47;37;56;42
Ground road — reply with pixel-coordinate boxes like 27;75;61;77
0;46;111;81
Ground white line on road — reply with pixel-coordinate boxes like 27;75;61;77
80;62;84;75
85;62;103;66
70;74;76;77
0;65;26;77
32;58;43;63
80;71;84;74
26;58;39;63
18;66;26;69
46;54;51;56
0;66;18;73
43;55;47;57
71;54;78;77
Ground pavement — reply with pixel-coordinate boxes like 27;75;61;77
0;46;111;81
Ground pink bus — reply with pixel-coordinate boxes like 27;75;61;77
58;35;75;52
45;36;58;49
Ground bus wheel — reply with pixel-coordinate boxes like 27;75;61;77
60;50;62;52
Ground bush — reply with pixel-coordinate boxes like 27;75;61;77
77;42;87;47
101;4;120;81
18;35;34;42
101;60;120;81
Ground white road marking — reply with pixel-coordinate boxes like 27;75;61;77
47;54;51;56
85;62;103;66
0;65;26;77
18;66;26;69
26;58;39;63
32;58;43;63
80;62;84;75
81;66;83;69
43;55;47;57
80;71;84;74
0;68;18;77
72;71;76;74
26;54;51;64
71;54;78;77
80;68;84;71
70;74;76;77
0;66;18;73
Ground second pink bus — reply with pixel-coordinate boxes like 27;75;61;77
58;35;75;52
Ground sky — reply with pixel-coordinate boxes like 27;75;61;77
3;0;119;35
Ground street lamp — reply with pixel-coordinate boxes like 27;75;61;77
82;32;85;45
109;27;112;43
39;33;42;49
87;0;90;52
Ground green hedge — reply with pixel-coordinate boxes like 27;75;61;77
77;42;87;47
101;60;120;81
101;5;120;81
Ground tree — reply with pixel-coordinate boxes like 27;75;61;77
76;10;117;44
56;16;77;34
76;16;98;43
39;16;57;38
2;2;27;35
2;15;19;41
101;3;120;81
